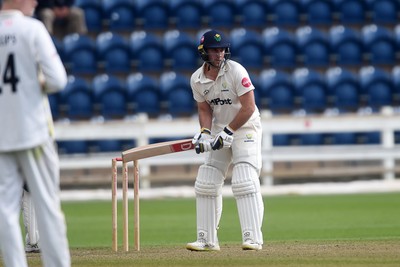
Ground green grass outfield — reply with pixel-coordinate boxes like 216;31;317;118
24;192;400;266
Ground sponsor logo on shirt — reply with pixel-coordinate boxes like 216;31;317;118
241;77;252;88
210;98;232;105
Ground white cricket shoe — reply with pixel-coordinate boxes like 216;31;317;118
25;243;40;253
242;241;262;251
186;240;220;251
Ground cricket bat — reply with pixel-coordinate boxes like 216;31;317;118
122;139;195;163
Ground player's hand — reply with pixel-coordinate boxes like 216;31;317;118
212;127;234;150
192;128;213;154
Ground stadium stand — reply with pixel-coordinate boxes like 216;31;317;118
75;0;103;33
230;28;265;70
330;25;364;67
236;0;268;29
96;31;132;74
267;0;302;28
296;26;331;68
130;31;165;73
92;74;127;119
366;0;400;26
63;33;98;75
169;0;204;30
60;75;93;120
102;0;136;32
259;69;296;114
333;0;368;26
51;0;400;187
203;0;237;28
326;67;361;113
126;73;161;116
262;27;298;69
300;0;334;27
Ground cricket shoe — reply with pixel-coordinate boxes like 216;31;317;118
242;240;262;251
25;243;40;253
186;240;220;251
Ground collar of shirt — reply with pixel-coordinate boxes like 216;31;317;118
196;62;230;84
0;10;24;17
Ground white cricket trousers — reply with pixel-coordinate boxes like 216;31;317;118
0;138;70;267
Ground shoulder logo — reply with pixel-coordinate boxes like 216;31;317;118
241;77;252;88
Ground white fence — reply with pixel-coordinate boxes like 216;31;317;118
55;110;400;187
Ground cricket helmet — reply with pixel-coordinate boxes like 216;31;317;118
198;30;231;62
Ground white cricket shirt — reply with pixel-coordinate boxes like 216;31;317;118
0;10;67;151
191;60;260;130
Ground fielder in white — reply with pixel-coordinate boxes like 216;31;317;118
187;29;264;251
0;0;71;266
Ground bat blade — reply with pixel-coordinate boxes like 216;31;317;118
122;138;195;162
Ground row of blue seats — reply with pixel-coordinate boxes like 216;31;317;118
56;24;400;75
75;0;400;32
57;131;400;154
49;65;400;121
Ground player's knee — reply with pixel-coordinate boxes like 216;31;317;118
231;163;261;197
195;165;224;197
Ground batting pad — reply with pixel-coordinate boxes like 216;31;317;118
194;165;224;245
231;163;264;244
22;190;39;245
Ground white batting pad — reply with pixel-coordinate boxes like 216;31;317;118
194;165;224;245
22;189;39;245
231;163;264;244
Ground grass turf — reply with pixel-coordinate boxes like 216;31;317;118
21;192;400;266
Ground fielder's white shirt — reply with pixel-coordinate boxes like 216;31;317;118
0;10;67;152
191;60;260;130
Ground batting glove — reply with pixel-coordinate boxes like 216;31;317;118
212;126;234;150
192;128;213;154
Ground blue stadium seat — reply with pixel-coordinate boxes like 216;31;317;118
92;74;127;119
230;28;264;69
170;0;203;29
63;34;97;75
330;25;364;66
362;24;396;65
293;68;327;114
299;133;324;146
391;66;400;104
296;26;331;67
236;0;268;28
93;139;123;152
126;73;161;116
356;132;381;144
102;0;136;31
300;0;334;26
96;32;131;74
359;66;394;112
130;31;165;73
272;134;290;146
262;27;297;69
259;69;295;114
75;0;103;32
330;132;357;145
326;67;360;113
48;93;61;120
366;0;400;25
136;0;170;30
267;0;301;27
160;72;194;117
164;30;199;72
60;75;93;120
203;0;237;28
52;36;65;62
57;140;89;154
333;0;367;26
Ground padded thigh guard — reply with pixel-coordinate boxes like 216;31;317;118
194;165;224;245
232;163;264;244
22;189;39;245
